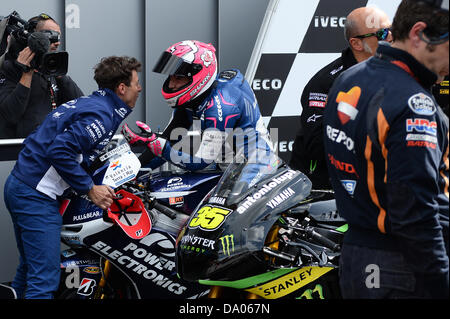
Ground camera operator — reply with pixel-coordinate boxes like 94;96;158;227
0;13;83;139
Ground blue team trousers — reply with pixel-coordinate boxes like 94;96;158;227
3;174;62;299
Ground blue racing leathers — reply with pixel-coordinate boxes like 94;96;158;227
145;69;273;171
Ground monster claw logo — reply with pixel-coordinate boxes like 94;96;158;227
336;86;361;125
298;284;325;299
219;234;235;256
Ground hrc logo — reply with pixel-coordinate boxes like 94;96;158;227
406;118;437;136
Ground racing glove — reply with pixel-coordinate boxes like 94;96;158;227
121;121;167;157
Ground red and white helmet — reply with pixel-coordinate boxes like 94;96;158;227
153;40;217;108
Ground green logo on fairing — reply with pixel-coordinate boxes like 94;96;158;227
219;234;235;256
298;284;325;299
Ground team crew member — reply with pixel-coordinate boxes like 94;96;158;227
3;56;142;299
323;0;448;298
290;7;392;188
122;40;273;171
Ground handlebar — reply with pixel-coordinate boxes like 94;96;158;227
151;201;178;220
305;227;340;252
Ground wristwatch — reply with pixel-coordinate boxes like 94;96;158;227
14;60;32;73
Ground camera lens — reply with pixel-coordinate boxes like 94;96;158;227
46;55;57;72
40;51;68;76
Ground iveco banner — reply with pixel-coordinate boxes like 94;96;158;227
247;0;401;162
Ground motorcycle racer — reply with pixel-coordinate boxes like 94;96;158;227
122;40;273;172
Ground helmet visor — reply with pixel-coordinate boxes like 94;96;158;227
152;51;201;77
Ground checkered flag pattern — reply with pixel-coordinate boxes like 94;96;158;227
249;0;401;162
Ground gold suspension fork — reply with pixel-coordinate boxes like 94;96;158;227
244;225;281;300
208;285;223;298
265;225;281;264
94;259;112;299
266;225;280;250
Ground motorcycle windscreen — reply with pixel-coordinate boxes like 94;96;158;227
107;189;152;240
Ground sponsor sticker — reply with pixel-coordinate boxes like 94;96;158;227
308;92;328;108
406;133;437;144
237;170;298;214
406;140;436;149
169;196;184;205
406;118;437;136
245;266;333;299
326;125;354;151
309;101;326;108
266;187;295;209
219;234;235;256
340;180;356;196
336;87;361;125
408;93;436;115
188;205;233;231
83;266;101;274
209;196;226;205
77;278;96;296
307;114;323;122
328;154;358;177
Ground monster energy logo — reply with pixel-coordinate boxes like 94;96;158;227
298;284;324;299
219;235;235;256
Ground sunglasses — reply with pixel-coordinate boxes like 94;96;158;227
40;30;61;43
354;28;390;41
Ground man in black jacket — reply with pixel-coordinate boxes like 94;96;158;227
289;7;392;189
0;13;83;139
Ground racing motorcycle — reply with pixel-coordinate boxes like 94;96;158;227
56;139;221;299
176;151;347;299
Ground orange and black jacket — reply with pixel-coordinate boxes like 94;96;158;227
324;44;449;282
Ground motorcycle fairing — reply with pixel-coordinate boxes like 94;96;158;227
148;170;222;214
59;248;102;299
198;265;333;299
177;167;312;282
243;266;333;299
82;227;209;299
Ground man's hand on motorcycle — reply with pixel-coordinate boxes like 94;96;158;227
88;184;116;210
121;121;166;157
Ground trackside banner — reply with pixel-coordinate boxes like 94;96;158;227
246;0;401;162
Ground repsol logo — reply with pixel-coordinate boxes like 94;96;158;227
252;79;283;91
314;16;346;28
326;125;354;151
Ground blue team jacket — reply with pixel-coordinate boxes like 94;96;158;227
11;88;132;200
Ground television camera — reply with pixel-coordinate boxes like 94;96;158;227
0;11;68;76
